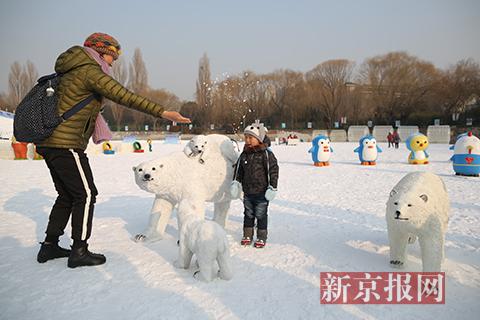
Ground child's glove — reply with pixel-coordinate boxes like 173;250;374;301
265;186;277;201
230;181;243;199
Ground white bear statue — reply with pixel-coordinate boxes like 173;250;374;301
386;172;449;272
133;135;238;242
174;205;233;282
184;134;239;165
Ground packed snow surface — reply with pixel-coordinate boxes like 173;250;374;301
1;141;478;319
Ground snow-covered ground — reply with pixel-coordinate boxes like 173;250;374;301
0;141;479;320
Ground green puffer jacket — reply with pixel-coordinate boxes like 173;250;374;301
38;46;165;150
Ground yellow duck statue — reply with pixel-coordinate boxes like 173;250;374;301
406;133;429;164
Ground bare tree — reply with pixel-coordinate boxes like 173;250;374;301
127;48;149;130
305;60;354;129
109;57;128;130
0;93;8;111
23;61;38;94
263;70;300;127
358;52;438;123
212;75;246;131
235;72;276;127
344;85;370;125
210;72;255;131
180;101;202;125
7;62;24;110
195;53;213;128
437;58;480;118
128;48;148;93
6;60;38;111
143;88;181;130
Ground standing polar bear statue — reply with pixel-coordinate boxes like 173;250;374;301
386;172;449;272
175;207;233;282
133;134;239;242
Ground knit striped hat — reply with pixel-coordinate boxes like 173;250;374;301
84;32;122;60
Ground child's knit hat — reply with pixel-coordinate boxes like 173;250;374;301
84;32;122;60
244;120;268;142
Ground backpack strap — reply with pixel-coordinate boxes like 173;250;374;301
47;62;100;121
233;153;242;181
37;73;58;84
61;94;97;121
265;150;270;186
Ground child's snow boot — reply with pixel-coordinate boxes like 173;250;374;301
254;229;268;248
241;227;254;246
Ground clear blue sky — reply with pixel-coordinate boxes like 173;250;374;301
1;0;479;101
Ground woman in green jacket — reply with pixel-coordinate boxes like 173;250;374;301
36;33;190;268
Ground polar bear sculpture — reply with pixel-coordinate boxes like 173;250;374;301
386;172;449;272
133;141;237;242
184;134;239;165
174;207;233;282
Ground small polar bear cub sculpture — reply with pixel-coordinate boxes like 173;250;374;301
184;134;239;164
386;172;449;272
175;209;233;282
184;135;208;157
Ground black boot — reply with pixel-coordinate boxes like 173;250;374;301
68;244;106;268
37;242;71;263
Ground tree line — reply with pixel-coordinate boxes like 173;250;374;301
190;52;480;132
1;50;479;132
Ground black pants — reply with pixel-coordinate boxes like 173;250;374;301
243;193;269;230
37;147;98;241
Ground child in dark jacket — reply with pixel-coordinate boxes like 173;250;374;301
231;121;279;248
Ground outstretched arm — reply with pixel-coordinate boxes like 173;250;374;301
85;65;190;123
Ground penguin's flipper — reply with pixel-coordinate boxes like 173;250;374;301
330;147;334;153
354;147;359;153
449;145;454;150
424;151;429;158
308;148;312;153
377;146;383;153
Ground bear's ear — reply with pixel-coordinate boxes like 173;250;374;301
389;189;397;197
420;194;428;202
132;166;136;172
